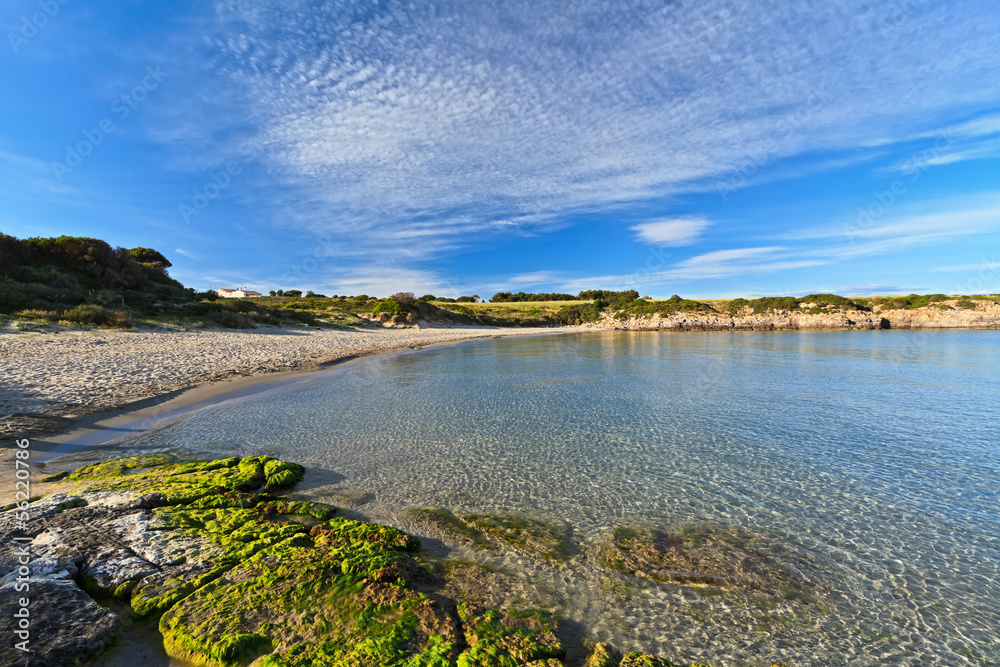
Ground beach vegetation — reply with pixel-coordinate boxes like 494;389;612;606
128;247;172;268
491;291;578;302
5;233;991;332
614;296;716;318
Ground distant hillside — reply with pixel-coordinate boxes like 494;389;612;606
3;233;997;331
0;234;194;316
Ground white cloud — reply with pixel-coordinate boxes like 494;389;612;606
662;247;824;281
327;267;458;298
676;246;785;266
914;114;1000;141
631;217;710;246
196;0;1000;261
506;271;559;286
930;261;1000;273
555;246;825;289
836;284;926;296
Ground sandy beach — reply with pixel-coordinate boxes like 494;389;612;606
0;323;565;441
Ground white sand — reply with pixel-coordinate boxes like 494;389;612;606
0;324;564;436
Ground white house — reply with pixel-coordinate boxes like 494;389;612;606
215;287;262;298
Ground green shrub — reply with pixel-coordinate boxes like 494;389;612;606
62;305;133;328
726;298;750;315
0;233;190;315
799;294;861;310
555;302;602;324
221;312;256;329
127;247;172;268
490;291;578;302
14;309;61;322
873;293;950;310
617;297;716;317
372;299;402;316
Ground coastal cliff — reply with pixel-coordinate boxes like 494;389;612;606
586;298;1000;331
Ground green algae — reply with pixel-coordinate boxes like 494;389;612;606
54;454;456;666
457;604;564;667
69;453;180;479
54;455;727;667
462;514;569;561
408;507;493;551
584;643;617;667
587;645;719;667
0;495;42;512
68;454;307;506
407;508;570;561
599;523;820;601
618;655;671;667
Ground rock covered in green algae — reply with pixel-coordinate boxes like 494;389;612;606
16;454;577;667
617;653;673;667
3;455;731;667
583;643;720;667
456;603;564;666
584;642;618;667
599;523;819;603
406;508;571;561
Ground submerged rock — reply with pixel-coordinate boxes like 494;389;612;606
458;603;564;666
407;507;571;561
1;455;600;667
1;455;740;667
599;523;820;600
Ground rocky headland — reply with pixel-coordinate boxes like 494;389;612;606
587;297;1000;331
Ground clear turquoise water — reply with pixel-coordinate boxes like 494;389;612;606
121;330;1000;665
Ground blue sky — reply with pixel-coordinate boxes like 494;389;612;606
2;0;1000;299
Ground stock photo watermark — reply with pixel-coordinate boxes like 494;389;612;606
179;161;242;224
716;84;835;202
7;0;69;54
50;65;168;182
877;0;928;38
9;438;33;654
845;130;955;240
954;254;1000;295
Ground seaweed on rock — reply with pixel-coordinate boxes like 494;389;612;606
406;507;571;561
6;456;723;667
598;523;824;617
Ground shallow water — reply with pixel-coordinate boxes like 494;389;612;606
119;330;1000;665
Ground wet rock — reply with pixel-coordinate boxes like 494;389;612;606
1;455;721;667
77;546;159;597
598;524;819;599
584;642;619;666
618;653;672;666
0;578;118;667
407;507;571;560
458;603;565;666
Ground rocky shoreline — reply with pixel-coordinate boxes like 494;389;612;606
0;454;754;667
3;302;997;442
586;299;1000;331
